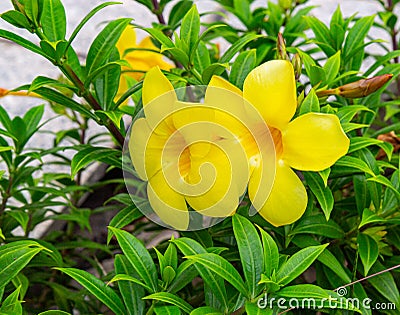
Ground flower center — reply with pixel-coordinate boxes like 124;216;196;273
178;146;191;178
269;126;283;158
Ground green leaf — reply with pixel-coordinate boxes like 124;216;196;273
277;284;329;299
86;18;131;76
323;50;341;83
304;172;334;220
230;49;256;89
367;175;400;199
0;29;49;60
185;253;249;298
232;214;263;298
32;87;97;120
38;311;72;315
245;301;273;315
202;63;229;84
7;211;29;233
154;306;181;315
337;105;373;123
70;147;120;178
276;244;328;285
168;260;198;294
168;0;193;28
108;273;153;292
290;214;344;239
114;255;145;315
144;292;193;314
1;10;31;29
0;242;42;289
219;33;260;63
193;41;211;73
24;0;40;24
357;233;379;276
173;238;228;310
108;227;158;293
41;0;66;41
359;209;385;228
343;15;375;61
335;155;375;176
299;89;319;115
55;268;125;315
368;262;400;306
349;137;393;160
257;227;279;278
144;28;174;48
93;49;122;110
180;6;200;55
233;0;251;26
0;286;22;315
107;204;142;244
67;2;120;49
305;16;335;56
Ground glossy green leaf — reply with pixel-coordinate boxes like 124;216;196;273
38;311;72;315
41;0;66;41
0;29;49;60
1;10;31;29
357;233;379;276
276;244;328;285
70;147;120;178
335;156;375;176
299;89;319;114
180;6;200;55
232;214;263;298
219;33;260;63
144;292;193;313
108;227;158;293
168;0;193;28
359;209;385;228
230;49;256;89
368;262;400;306
107;204;142;244
323;50;341;83
86;18;131;75
56;268;125;315
257;227;279;278
0;242;42;289
173;238;228;310
0;286;22;315
186;253;249;298
290;214;344;239
304;172;334;220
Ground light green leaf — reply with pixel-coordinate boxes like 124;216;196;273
335;155;376;176
180;6;200;55
41;0;66;41
357;233;379;276
324;50;341;83
230;49;257;89
107;205;142;244
219;33;260;63
257;226;279;278
299;89;319;114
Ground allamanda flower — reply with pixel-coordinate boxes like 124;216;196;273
210;60;350;227
128;67;249;230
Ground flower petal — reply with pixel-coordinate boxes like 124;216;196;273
282;113;350;171
116;26;137;58
243;60;297;129
249;162;307;227
142;67;176;135
147;169;189;230
185;142;248;217
129;118;168;180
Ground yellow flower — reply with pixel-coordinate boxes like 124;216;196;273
220;60;349;227
128;67;249;230
116;26;173;101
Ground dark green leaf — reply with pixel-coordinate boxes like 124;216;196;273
276;244;328;285
290;214;344;239
219;33;260;63
1;10;31;29
357;233;379;275
304;172;334;220
168;0;193;28
56;268;125;315
108;227;158;293
144;292;193;313
299;89;319;115
230;49;256;89
107;205;142;244
186;253;249;298
0;29;49;59
232;214;263;298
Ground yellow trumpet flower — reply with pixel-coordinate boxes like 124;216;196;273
238;60;349;226
128;67;250;230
